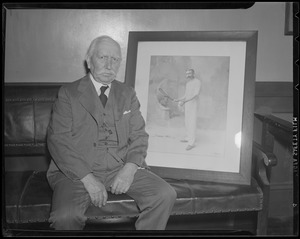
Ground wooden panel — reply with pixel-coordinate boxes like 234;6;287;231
255;82;293;113
255;82;293;97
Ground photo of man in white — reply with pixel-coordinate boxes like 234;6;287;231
175;69;201;150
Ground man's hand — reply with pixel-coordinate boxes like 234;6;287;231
110;163;138;194
81;173;108;208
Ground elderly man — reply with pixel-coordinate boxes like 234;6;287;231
46;35;177;230
175;69;201;150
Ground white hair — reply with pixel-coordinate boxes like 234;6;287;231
85;35;121;62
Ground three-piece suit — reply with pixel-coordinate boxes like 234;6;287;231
46;75;177;230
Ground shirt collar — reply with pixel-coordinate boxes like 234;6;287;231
89;73;111;96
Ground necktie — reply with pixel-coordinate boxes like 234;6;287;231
99;85;109;107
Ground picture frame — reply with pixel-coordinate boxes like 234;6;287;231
125;31;258;185
284;2;293;36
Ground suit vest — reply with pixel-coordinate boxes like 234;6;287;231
97;96;119;148
92;93;123;174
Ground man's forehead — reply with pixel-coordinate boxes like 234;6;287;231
94;41;121;56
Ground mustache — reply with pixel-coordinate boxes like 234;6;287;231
99;71;116;75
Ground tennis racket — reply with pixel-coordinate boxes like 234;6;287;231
158;88;174;101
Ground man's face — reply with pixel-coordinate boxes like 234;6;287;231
87;39;122;84
186;70;194;79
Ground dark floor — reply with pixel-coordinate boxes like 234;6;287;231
3;216;296;236
267;216;295;236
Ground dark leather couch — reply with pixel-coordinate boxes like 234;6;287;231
4;83;277;236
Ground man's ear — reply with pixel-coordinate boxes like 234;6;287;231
86;58;90;69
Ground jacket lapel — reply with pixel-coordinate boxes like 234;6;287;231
111;80;127;121
78;75;101;125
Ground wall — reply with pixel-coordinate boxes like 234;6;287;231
4;2;293;83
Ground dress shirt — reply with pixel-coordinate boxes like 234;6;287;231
89;73;111;97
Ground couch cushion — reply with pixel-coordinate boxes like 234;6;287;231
5;171;263;224
5;171;34;223
4;84;62;156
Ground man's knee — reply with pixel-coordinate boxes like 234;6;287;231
167;184;177;202
158;183;177;205
49;208;86;230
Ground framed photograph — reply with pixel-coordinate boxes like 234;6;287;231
125;31;257;185
284;2;293;35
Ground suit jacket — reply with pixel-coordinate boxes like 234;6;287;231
46;75;149;181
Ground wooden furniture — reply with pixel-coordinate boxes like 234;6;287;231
254;113;294;235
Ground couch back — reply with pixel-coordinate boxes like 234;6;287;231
4;83;66;156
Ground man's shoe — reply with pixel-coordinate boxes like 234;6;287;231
186;145;195;150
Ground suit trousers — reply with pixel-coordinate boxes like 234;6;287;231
47;161;177;230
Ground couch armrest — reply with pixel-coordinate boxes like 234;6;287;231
252;140;277;235
252;140;277;185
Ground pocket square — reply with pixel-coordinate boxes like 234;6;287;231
123;110;131;115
